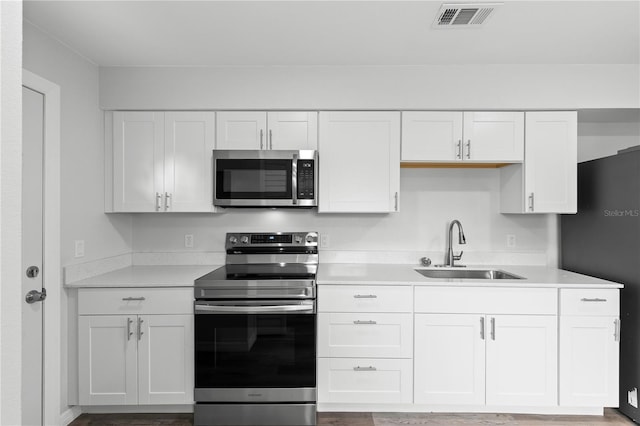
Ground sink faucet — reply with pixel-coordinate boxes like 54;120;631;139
445;220;466;267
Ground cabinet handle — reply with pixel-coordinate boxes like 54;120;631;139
456;140;462;159
269;129;273;150
490;317;496;340
353;366;377;371
155;192;162;211
528;193;535;212
122;297;146;301
615;318;621;342
466;140;471;159
165;192;171;210
127;317;133;341
580;298;607;302
260;129;264;149
137;317;144;341
353;294;377;299
394;192;399;211
480;317;485;340
353;320;377;325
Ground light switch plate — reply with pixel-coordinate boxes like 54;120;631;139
74;240;85;258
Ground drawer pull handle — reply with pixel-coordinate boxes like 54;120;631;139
353;320;377;325
353;294;377;299
122;297;146;301
353;366;377;371
580;298;607;303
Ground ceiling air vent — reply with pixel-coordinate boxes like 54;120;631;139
433;3;502;28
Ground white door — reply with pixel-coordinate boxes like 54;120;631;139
216;111;267;149
22;86;45;426
318;111;400;213
112;111;164;212
266;112;318;150
138;315;194;405
414;314;486;405
559;316;619;407
462;112;524;162
486;315;557;406
78;315;138;405
164;112;215;212
401;111;463;162
524;111;577;213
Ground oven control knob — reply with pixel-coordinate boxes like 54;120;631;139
229;236;238;244
294;235;303;244
241;236;249;244
306;234;316;244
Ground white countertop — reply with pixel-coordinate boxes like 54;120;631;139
317;263;623;288
65;263;622;289
65;265;220;288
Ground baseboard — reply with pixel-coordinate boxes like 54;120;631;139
81;405;194;414
60;406;82;425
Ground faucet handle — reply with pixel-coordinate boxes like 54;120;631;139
420;257;432;267
453;251;464;261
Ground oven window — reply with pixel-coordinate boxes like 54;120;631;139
216;159;292;199
195;313;316;389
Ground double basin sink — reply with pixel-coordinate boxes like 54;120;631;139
415;268;524;280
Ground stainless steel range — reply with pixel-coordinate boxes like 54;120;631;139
193;232;318;426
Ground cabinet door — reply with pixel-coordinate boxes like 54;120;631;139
164;112;215;212
318;112;400;213
463;112;524;162
414;314;486;405
559;316;619;407
112;111;164;212
486;315;557;406
138;315;194;405
216;112;267;150
267;112;318;150
401;112;463;162
79;315;138;405
524;111;577;213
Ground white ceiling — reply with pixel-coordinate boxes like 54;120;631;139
23;1;640;67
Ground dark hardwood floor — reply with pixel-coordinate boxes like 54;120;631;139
69;409;634;426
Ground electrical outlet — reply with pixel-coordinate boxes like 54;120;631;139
507;234;517;249
184;234;194;248
320;233;330;248
629;388;638;408
74;240;85;258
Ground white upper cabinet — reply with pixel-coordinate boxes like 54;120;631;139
401;111;524;163
109;111;215;213
318;111;400;213
216;111;317;150
501;111;577;214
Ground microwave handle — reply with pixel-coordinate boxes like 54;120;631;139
292;154;298;205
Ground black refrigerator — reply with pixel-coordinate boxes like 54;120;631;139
561;146;640;423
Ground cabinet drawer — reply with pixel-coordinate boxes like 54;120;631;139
414;286;557;315
318;285;412;313
78;288;193;315
560;289;619;316
318;357;412;404
318;313;412;358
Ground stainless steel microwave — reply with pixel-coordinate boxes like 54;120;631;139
212;150;318;207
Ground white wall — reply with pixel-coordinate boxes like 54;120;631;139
133;168;551;266
99;64;639;110
1;2;23;424
578;109;640;162
22;22;134;416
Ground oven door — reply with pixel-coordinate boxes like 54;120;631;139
194;300;316;403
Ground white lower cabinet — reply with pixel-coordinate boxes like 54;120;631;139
414;313;557;406
78;288;194;406
317;285;413;405
559;289;620;407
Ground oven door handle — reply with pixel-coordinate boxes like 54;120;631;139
195;304;315;313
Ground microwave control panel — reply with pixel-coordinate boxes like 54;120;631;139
297;159;315;200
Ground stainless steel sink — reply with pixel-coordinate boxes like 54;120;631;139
415;269;524;280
